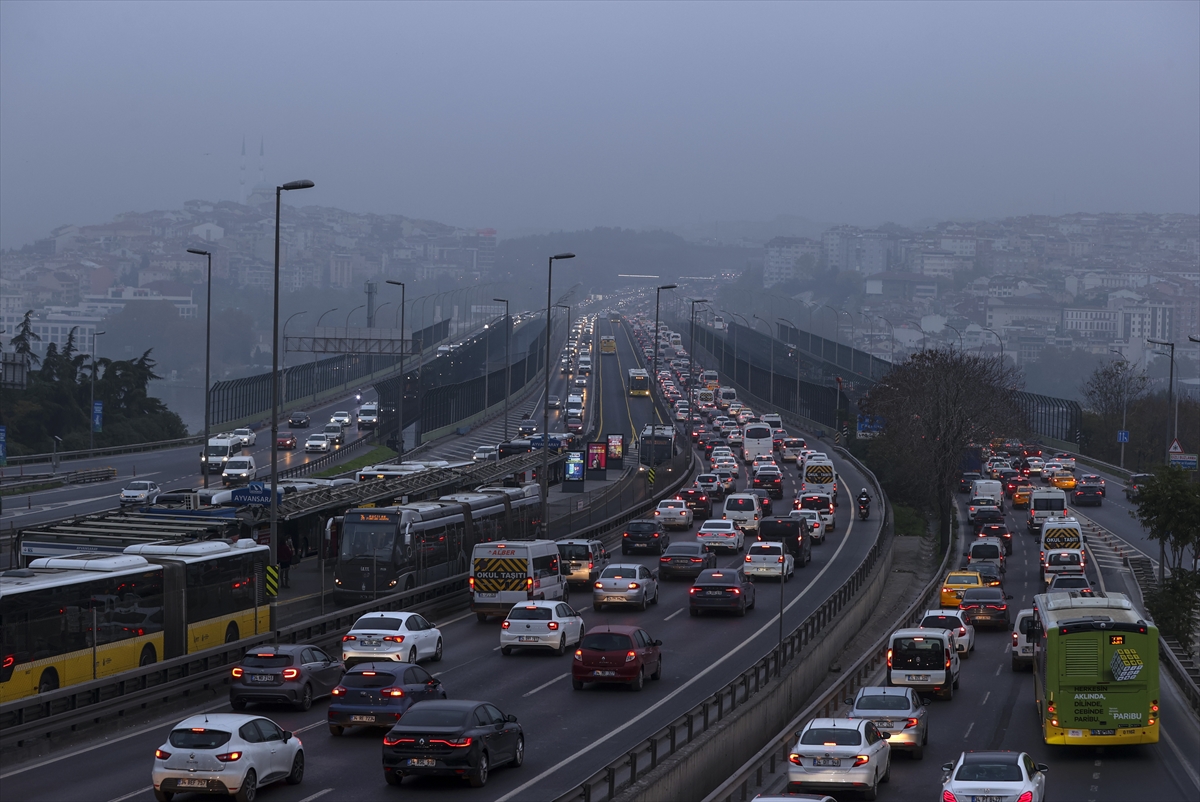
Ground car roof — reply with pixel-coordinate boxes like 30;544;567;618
923;609;966;618
173;713;266;729
804;718;866;729
961;751;1022;764
587;624;641;635
892;627;949;640
695;569;740;581
353;611;414;623
856;686;911;697
241;644;305;656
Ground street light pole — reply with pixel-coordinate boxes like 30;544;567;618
653;284;677;424
689;299;709;444
779;317;802;416
281;311;306;413
343;304;365;391
945;324;963;352
1110;349;1130;470
494;298;510;441
89;329;106;452
386;280;406;459
542;253;576;533
1147;337;1175;585
270;179;315;574
983;326;1004;364
188;248;214;487
313;307;338;405
753;314;773;404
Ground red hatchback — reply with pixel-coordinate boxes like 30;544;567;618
572;625;662;692
276;432;298;450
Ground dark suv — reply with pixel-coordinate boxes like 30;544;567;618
1073;485;1103;507
677;489;713;519
958;472;981;493
972;507;1005;532
622;520;669;555
1125;474;1152;500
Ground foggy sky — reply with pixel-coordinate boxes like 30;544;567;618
2;1;1197;250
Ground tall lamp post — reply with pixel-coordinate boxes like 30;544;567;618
281;311;306;412
1109;349;1130;470
343;304;365;390
688;298;709;444
779;317;802;416
542;253;576;532
494;298;511;441
554;304;572;352
945;324;963;352
982;326;1004;363
724;311;748;390
652;284;677;423
187;248;214;486
1147;337;1175;585
269;179;314;574
386;280;406;458
876;315;896;363
89;329;106;452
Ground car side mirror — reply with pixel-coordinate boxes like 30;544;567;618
283;731;293;742
1036;763;1049;773
654;639;662;646
843;697;854;705
505;713;518;723
963;551;970;557
941;762;954;772
879;732;891;739
1006;594;1014;600
923;698;931;706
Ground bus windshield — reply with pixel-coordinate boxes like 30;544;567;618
340;521;396;561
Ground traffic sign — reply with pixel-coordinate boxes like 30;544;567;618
1117;430;1129;443
230;482;275;506
647;468;656;486
1169;453;1198;470
1168;439;1184;454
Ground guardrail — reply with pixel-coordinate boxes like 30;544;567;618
551;446;889;802
0;437;205;470
0;466;119;494
703;502;956;802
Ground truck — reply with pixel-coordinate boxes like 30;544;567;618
357;402;379;430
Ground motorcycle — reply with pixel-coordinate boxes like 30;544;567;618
354;390;362;403
857;501;870;521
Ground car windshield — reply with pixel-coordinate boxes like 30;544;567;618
343;670;399;688
702;522;734;532
559;544;590;560
169;729;232;749
856;695;910;711
309;434;327;442
955;761;1023;782
225;460;250;470
892;638;944;668
398;708;471;728
946;574;978;585
726;498;754;511
601;567;636;579
580;633;633;652
242;654;292;668
353;616;404;631
800;727;861;746
125;482;152;491
508;607;553;620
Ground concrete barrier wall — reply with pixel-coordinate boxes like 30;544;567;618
619;536;894;802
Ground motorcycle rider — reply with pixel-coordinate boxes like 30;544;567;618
857;487;871;510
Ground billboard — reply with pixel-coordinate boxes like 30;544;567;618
564;451;585;482
607;433;624;460
587;442;607;470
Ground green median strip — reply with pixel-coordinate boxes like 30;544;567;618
310;445;398;478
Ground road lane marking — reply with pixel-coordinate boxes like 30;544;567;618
495;512;857;802
293;719;327;734
663;607;685;621
964;722;974;738
523;672;571;697
994;664;1001;676
106;786;152;802
981;691;990;705
1163;728;1200;791
298;790;334;802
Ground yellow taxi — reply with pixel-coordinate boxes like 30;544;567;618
1012;484;1033;508
940;571;984;607
1050;471;1076;490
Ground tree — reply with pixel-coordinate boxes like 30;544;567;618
859;349;1026;548
1081;359;1149;425
1132;464;1200;573
8;310;42;367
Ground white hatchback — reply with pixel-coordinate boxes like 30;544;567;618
697;519;743;552
342;612;443;669
789;509;825;543
787;717;891;798
500;600;585;656
655;499;693;530
744;541;794;581
152;713;303;801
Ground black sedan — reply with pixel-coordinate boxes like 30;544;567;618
658;542;717;580
328;661;447;735
288;410;311;428
688;567;756;617
382;699;523;788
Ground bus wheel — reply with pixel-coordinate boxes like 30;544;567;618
404;577;415;591
139;644;157;667
38;669;59;694
225;623;239;644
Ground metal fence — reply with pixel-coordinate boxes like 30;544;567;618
1015;390;1083;445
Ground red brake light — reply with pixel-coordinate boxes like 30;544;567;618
660;556;671;562
548;621;559;630
788;753;801;765
215;751;242;763
689;587;698;593
628;582;640;589
379;687;405;697
342;635;357;642
729;587;740;595
623;532;629;538
852;755;870;767
944;792;959;802
626;650;637;662
1017;793;1033;802
431;737;473;747
502;621;510;629
155;749;171;760
332;685;347;696
382;635;405;643
1;655;14;669
282;668;300;680
231;667;244;678
744;555;752;562
468;576;475;589
384;735;414;746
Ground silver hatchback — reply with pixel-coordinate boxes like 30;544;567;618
845;685;929;759
593;564;659;611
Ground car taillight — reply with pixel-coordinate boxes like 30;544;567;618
332;685;347;696
1016;793;1033;802
502;621;511;629
215;751;242;763
729;587;740;595
626;651;637;662
946;651;952;669
468;576;475;590
282;668;300;680
432;737;473;747
943;792;959;802
744;555;752;562
852;755;870;767
788;753;802;765
904;717;919;728
380;687;405;697
231;667;244;678
155;749;171;760
660;556;671;562
527;577;534;589
342;635;357;642
383;735;414;746
652;532;660;538
548;621;559;630
382;635;405;643
628;582;640;589
623;532;629;538
574;649;583;661
588;562;594;569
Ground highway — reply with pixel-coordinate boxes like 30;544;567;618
0;313;882;802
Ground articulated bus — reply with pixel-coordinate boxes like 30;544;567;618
1032;592;1159;746
628;368;650;396
334;486;541;602
600;336;617;355
0;540;268;703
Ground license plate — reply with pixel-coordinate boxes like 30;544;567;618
407;758;436;767
873;720;894;728
907;674;930;681
362;639;380;647
594;670;616;677
812;757;841;767
606;596;625;602
178;779;208;788
250;674;274;683
518;636;539;642
705;590;724;596
476;592;497;598
351;715;375;723
1091;729;1116;736
970;797;1002;802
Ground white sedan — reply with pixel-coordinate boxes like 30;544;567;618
232;427;257;447
655;499;693;530
744;542;794;581
331;411;353;425
941;751;1047;802
500;601;585;656
789;509;825;543
341;611;443;668
305;434;331;453
152;713;303;800
697;519;743;552
787;718;890;798
120;481;160;506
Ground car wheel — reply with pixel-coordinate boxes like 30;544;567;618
630;668;645;691
572;678;584;690
882;755;891;782
38;670;59;694
594;602;604;612
468;751;489;787
651;586;659;605
433;638;443;662
408;646;418;663
639;593;647;612
295;683;313;711
154;791;174;802
477;612;489;623
960;647;970;661
234;769;257;802
285;751;305;785
230;695;248;711
510;735;525;767
862;774;878;801
501;646;513;656
555;635;567;656
911;743;924;760
737;602;747;617
384;769;403;786
328;724;344;736
953;672;960;689
689;607;698;617
651;657;662;681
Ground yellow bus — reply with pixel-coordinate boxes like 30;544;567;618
1;541;269;702
600;335;617;355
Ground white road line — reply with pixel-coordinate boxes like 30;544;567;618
1163;728;1200;792
981;691;991;705
663;607;685;621
494;513;857;802
995;664;1002;676
106;786;152;802
298;790;334;802
293;719;327;734
964;722;974;738
522;672;571;698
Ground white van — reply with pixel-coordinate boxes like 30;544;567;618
470;540;569;621
1026;488;1068;534
577;356;592;375
557;539;610;585
1010;608;1036;671
201;436;241;475
358;402;379;429
221;456;258;487
717;386;738;410
761;413;783;430
888;627;960;700
723;493;762;534
971;479;1004;510
1039;517;1083;558
801;456;838;503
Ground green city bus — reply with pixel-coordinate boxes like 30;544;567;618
1032;592;1159;746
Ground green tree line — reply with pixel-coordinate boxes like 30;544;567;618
1;311;187;456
